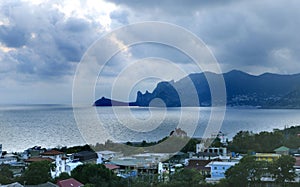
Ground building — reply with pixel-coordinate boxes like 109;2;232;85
109;153;169;178
185;158;211;177
65;160;83;175
27;146;45;157
194;152;219;160
73;151;98;163
25;157;54;163
41;150;66;178
57;178;83;187
255;153;281;162
274;146;290;155
205;147;227;156
196;143;206;153
196;143;227;156
0;182;24;187
96;150;122;163
0;154;18;165
206;161;237;181
104;164;120;173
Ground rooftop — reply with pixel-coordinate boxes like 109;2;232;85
206;161;238;167
25;157;54;163
41;150;64;156
274;146;290;152
97;150;117;155
255;153;281;157
57;178;83;187
185;159;211;171
104;164;120;170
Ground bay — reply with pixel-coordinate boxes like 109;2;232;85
0;105;300;152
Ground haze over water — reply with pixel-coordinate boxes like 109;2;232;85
1;105;300;152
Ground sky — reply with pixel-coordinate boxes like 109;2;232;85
0;0;300;104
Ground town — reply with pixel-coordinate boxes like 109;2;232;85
0;126;300;187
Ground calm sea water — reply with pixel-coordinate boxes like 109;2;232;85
0;105;300;152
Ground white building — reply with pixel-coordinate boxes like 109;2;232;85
65;160;83;175
42;150;85;177
196;143;206;153
41;150;66;178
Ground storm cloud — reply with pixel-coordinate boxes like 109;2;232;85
0;0;299;103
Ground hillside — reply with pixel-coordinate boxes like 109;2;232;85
94;70;300;108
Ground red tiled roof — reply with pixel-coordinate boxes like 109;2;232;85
25;157;54;163
104;164;120;170
57;178;83;187
42;150;64;156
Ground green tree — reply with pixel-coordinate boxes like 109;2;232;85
0;164;13;184
228;131;255;153
181;138;200;153
225;156;268;187
71;163;124;187
270;155;296;186
169;168;204;187
21;161;51;185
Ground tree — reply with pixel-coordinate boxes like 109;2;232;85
228;131;255;153
270;155;296;186
181;138;200;153
225;156;268;186
71;163;124;187
169;168;204;186
0;164;13;184
21;161;51;185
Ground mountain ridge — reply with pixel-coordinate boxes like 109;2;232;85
94;70;300;108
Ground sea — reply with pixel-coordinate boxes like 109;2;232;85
0;104;300;152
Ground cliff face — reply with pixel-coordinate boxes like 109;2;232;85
94;70;300;108
136;81;181;107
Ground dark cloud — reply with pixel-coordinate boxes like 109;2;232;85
0;1;103;81
63;17;92;32
107;0;300;74
107;0;237;14
110;10;129;24
1;0;300;104
0;26;30;47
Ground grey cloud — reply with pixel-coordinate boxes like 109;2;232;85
107;0;300;74
106;0;237;14
63;17;92;32
110;10;129;25
0;26;30;47
0;1;103;81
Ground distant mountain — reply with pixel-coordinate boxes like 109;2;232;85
93;97;137;106
94;70;300;108
264;88;300;109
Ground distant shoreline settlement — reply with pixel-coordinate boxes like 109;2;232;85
0;126;300;186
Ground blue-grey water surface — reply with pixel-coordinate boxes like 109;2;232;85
0;105;299;152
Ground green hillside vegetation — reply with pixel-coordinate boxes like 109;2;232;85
228;126;300;153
